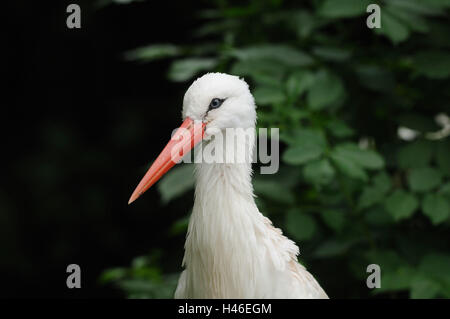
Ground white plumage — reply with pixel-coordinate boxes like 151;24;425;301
172;73;328;299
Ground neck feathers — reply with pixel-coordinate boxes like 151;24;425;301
182;129;266;298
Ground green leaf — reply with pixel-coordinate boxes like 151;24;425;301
325;119;354;138
292;10;329;38
270;165;302;188
320;209;345;233
283;145;323;165
365;205;395;226
307;71;345;110
424;0;450;8
388;0;444;16
410;275;440;299
169;215;190;235
385;5;430;33
366;252;414;292
397;140;434;169
99;268;127;284
379;266;416;292
413;51;450;79
124;44;180;62
364;250;405;273
365;250;417;293
333;143;385;170
436;139;450;175
358;186;385;210
302;158;335;185
286;71;315;100
375;9;410;44
168;58;217;82
222;6;258;18
408;167;442;192
117;279;158;297
253;86;285;105
312;46;352;61
131;256;152;269
318;0;371;18
419;254;450;280
314;240;354;258
439;182;450;196
422;194;450;225
385;190;419;221
282;129;327;165
330;153;368;181
285;209;316;241
282;128;327;147
230;59;285;82
157;164;194;204
193;20;237;37
253;179;295;204
231;45;314;67
373;172;392;195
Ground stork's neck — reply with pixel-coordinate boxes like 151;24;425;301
182;128;268;298
193;128;256;212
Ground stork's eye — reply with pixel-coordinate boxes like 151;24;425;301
208;98;224;110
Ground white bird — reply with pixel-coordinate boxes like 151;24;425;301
128;73;328;299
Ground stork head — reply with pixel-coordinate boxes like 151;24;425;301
128;72;256;204
182;72;256;133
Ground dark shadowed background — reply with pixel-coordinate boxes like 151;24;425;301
3;0;450;298
5;0;205;298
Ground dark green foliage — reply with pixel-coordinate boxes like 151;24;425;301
102;0;450;298
100;253;179;298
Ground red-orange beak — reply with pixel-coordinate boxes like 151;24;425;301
128;117;205;204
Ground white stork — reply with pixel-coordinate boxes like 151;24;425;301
128;73;328;299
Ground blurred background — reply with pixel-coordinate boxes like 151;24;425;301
4;0;450;298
